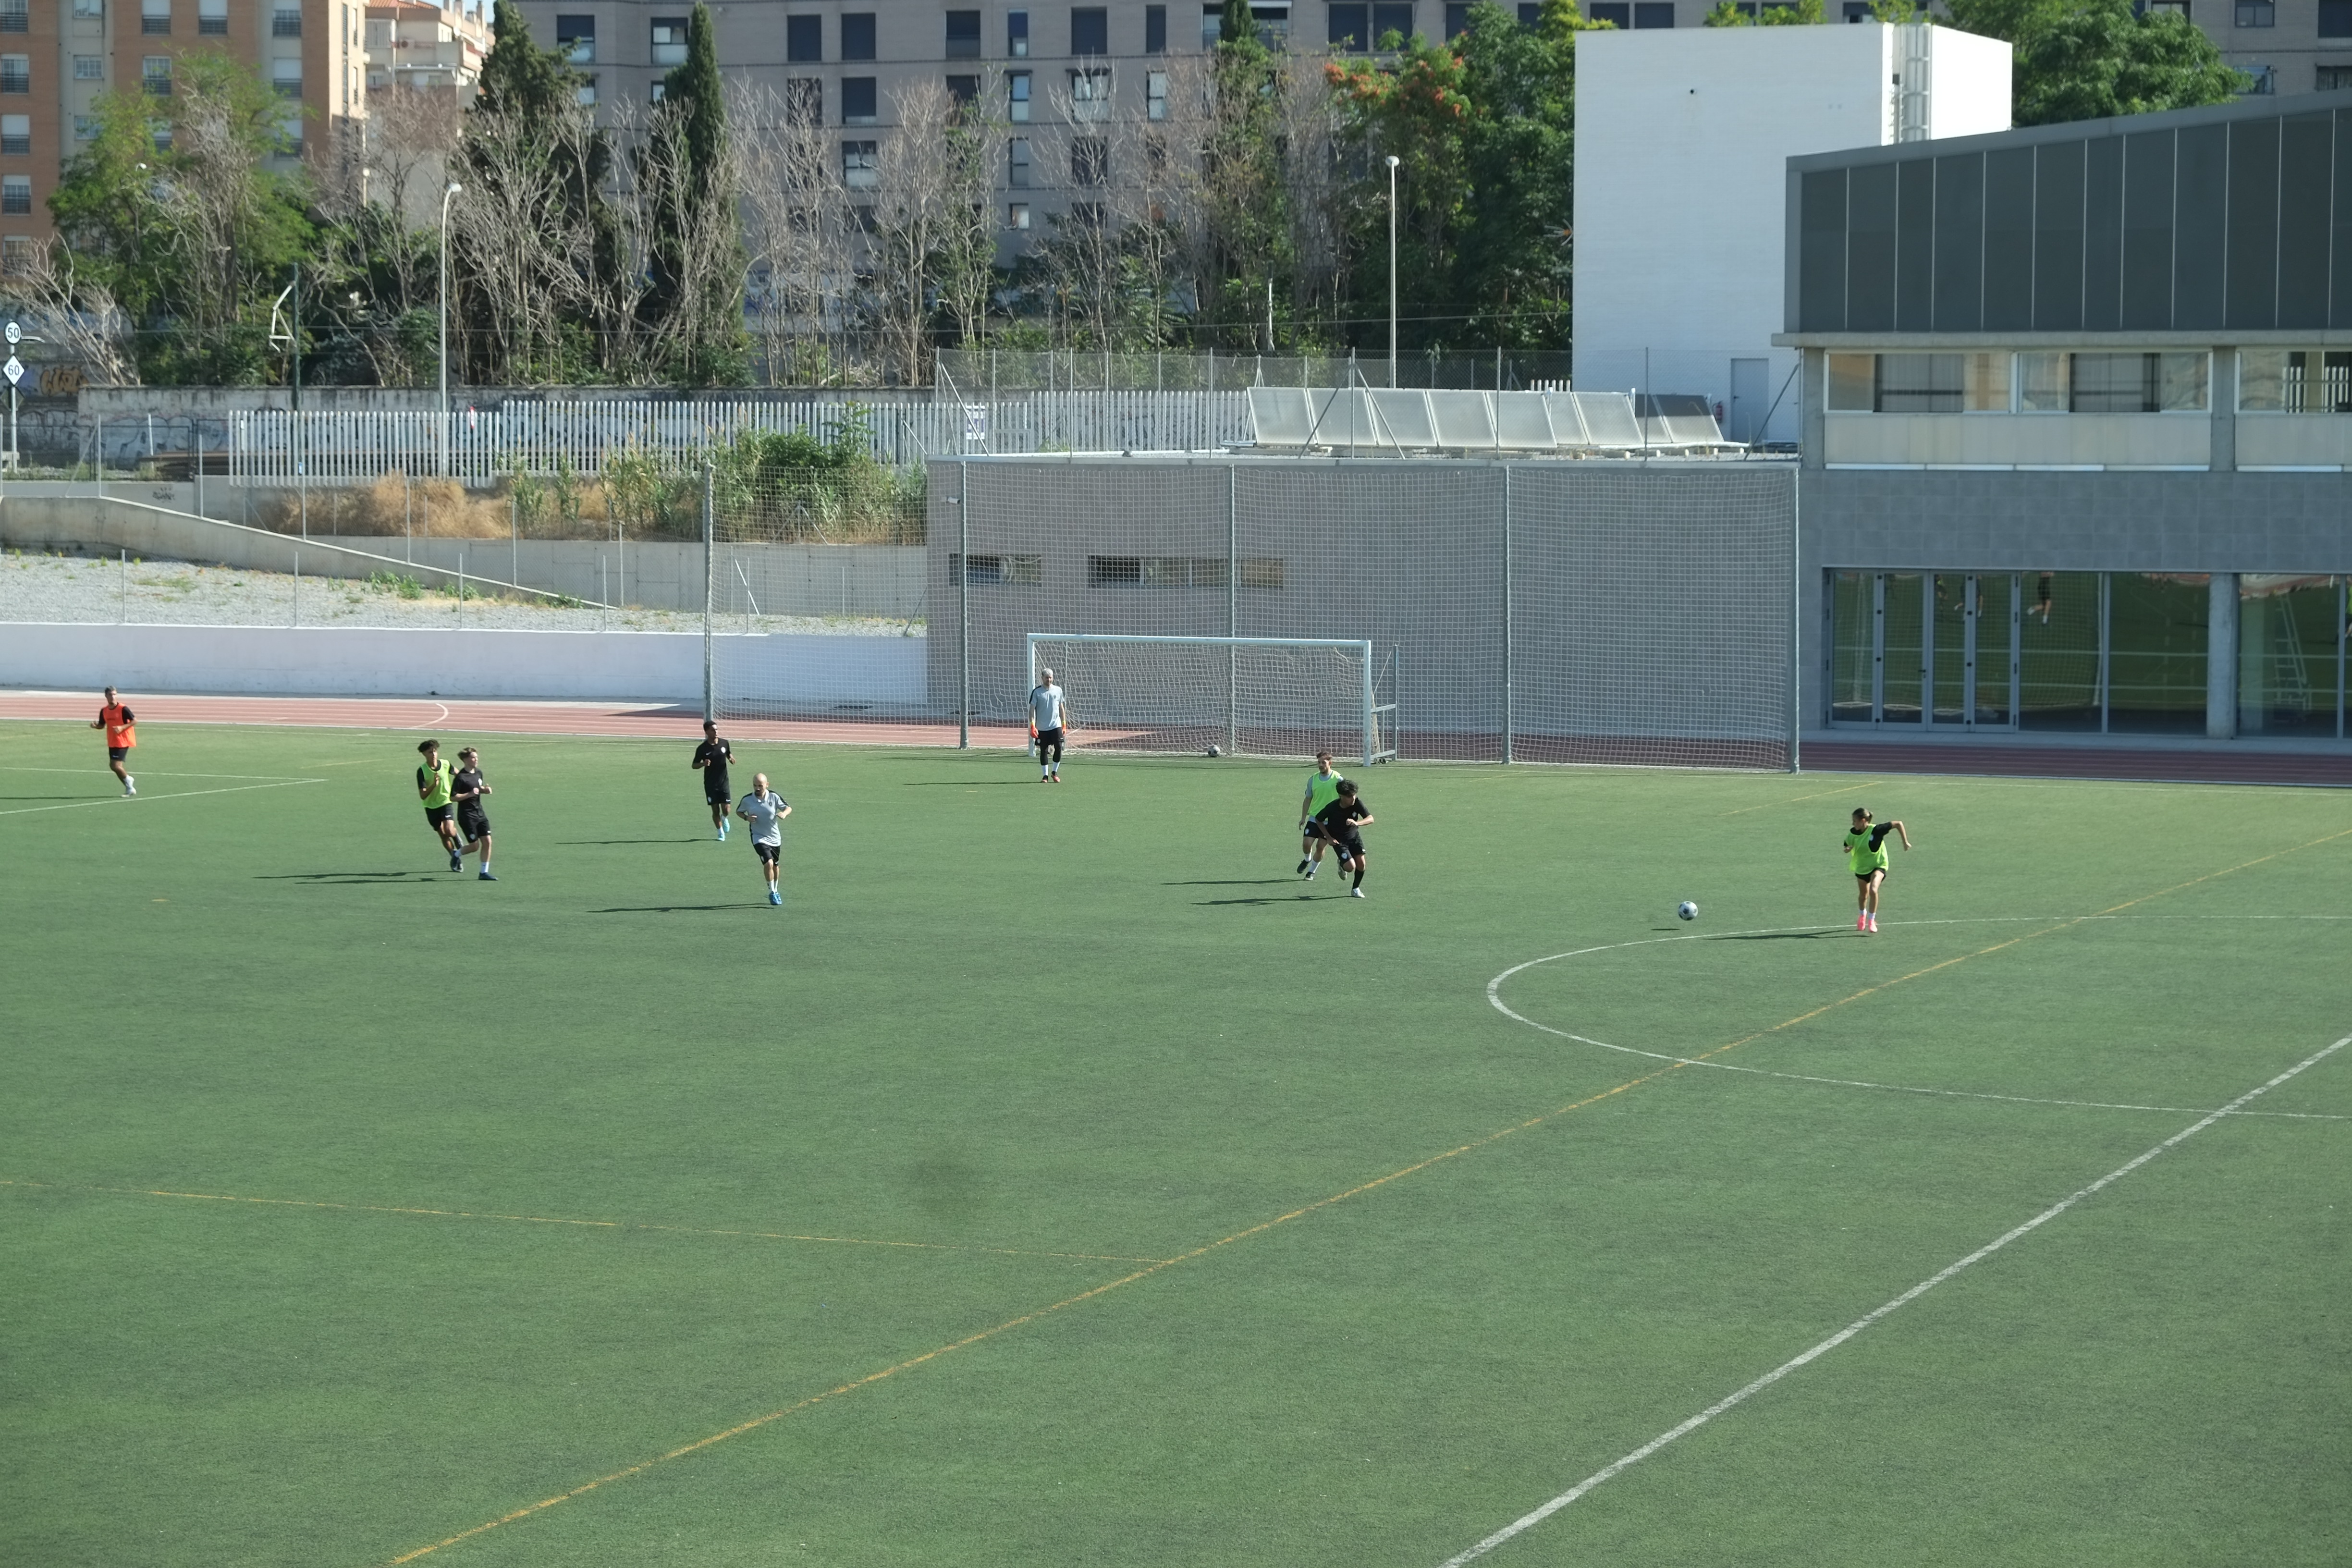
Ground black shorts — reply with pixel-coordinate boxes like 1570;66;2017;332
1855;866;1886;882
1036;726;1065;748
458;809;491;841
108;747;129;762
705;782;732;806
1318;828;1364;859
753;840;781;866
425;804;455;827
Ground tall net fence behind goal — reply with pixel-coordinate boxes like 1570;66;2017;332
1025;636;1396;763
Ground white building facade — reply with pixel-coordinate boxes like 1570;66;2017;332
1572;21;2010;444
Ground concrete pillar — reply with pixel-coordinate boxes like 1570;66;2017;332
2209;346;2236;472
1801;348;1827;470
2207;572;2238;739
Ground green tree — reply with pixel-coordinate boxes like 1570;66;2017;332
1945;0;2247;125
640;3;748;383
48;52;310;383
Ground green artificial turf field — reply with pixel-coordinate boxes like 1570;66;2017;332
2;717;2347;1568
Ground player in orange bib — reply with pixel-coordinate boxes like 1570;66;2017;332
90;685;136;796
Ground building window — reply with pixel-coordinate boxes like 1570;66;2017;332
1446;0;1472;32
1007;135;1030;186
842;138;877;188
555;14;595;63
948;553;1044;586
650;17;688;66
0;55;30;93
1518;0;1540;17
946;73;979;106
577;75;597;105
147;115;168;147
1071;135;1107;185
198;0;226;28
1;176;29;214
786;13;821;61
1330;2;1366;47
0;0;24;33
0;114;27;154
1827;353;2009;413
2319;65;2352;88
0;236;31;275
1008;200;1029;228
1072;5;1108;53
2144;0;2190;15
2237;349;2352;412
2242;62;2276;93
784;76;820;122
842;75;876;122
140;0;168;31
74;54;103;78
1588;0;1627;20
272;3;298;34
1008;69;1030;121
75;0;103;15
272;58;301;96
1202;2;1222;45
1069;67;1111;119
1008;8;1029;54
2234;0;2272;23
2323;1;2352;37
841;11;875;58
1147;68;1167;118
1146;2;1167;49
74;114;97;139
1635;1;1672;23
945;9;980;56
2019;350;2207;413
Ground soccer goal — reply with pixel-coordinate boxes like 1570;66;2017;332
1025;634;1399;764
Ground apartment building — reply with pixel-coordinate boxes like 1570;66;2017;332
511;0;1709;246
364;0;488;90
0;0;483;264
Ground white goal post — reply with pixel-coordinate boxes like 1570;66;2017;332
1025;633;1399;766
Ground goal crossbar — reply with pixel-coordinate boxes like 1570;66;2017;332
1025;633;1397;766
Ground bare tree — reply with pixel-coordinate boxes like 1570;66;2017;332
449;105;586;382
735;81;856;384
867;77;960;386
14;246;139;386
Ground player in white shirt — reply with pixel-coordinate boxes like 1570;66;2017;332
735;772;792;906
1029;668;1075;783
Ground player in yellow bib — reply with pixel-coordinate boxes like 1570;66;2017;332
1297;750;1346;879
416;738;465;872
1843;806;1911;934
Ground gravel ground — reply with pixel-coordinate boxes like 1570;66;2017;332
0;549;923;636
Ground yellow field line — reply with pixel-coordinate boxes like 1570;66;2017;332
1719;780;1881;815
376;818;2352;1563
0;1180;1167;1266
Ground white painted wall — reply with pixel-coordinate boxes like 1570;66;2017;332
1573;23;2010;444
0;624;929;704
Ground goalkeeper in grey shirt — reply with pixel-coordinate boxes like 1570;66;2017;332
1029;669;1074;783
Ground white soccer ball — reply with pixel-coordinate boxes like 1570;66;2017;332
1677;901;1699;922
1205;744;1221;757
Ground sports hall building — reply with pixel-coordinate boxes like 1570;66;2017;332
1781;89;2352;774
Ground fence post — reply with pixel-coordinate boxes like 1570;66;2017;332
1788;465;1802;773
510;488;519;591
1502;463;1513;765
702;461;716;724
957;459;970;748
1226;462;1237;758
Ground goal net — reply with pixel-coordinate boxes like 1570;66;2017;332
1026;634;1398;764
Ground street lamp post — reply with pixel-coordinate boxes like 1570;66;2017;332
1384;155;1400;390
439;180;462;476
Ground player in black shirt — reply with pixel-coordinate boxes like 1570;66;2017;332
1308;779;1375;898
691;719;735;841
453;746;496;881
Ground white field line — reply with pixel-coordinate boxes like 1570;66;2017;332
0;778;326;817
0;767;321;780
1487;921;2349;1120
1435;1031;2352;1568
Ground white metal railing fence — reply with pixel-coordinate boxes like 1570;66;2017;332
229;392;1254;485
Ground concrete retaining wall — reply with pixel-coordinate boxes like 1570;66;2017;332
0;494;928;615
0;623;928;703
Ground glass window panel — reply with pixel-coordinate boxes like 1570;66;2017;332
2068;351;2150;412
2322;351;2352;412
1881;572;1924;723
2156;351;2207;410
2239;347;2286;410
1963;352;2010;412
2018;351;2068;411
1826;353;1873;412
2020;571;2102;729
2107;572;2208;734
1932;573;1970;723
1830;569;1873;722
2239;576;2342;735
1875;353;1963;413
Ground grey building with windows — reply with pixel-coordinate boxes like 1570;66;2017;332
1777;88;2352;757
